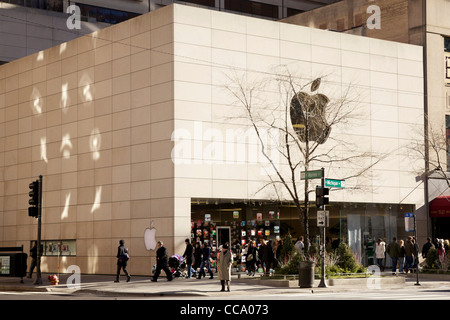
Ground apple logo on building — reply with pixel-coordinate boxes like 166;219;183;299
290;78;331;144
144;220;157;250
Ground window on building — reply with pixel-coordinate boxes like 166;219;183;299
446;115;450;171
180;0;215;7
286;8;304;18
75;3;140;24
445;37;450;52
0;0;63;12
224;0;278;19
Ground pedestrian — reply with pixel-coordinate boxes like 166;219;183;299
115;239;131;283
182;238;195;278
193;241;202;274
295;236;305;255
217;244;233;292
246;241;257;276
398;240;405;274
273;239;281;268
375;238;385;271
412;236;420;271
198;242;213;279
385;237;401;275
403;236;415;274
27;241;37;279
438;239;446;267
151;241;173;282
421;237;434;259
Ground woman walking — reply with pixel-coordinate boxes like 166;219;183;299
217;244;233;292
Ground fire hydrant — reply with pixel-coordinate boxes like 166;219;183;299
48;274;59;285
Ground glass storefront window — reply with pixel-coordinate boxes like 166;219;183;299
191;199;415;268
31;239;76;256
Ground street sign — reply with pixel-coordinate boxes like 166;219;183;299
404;212;414;232
325;178;345;188
317;210;329;227
301;170;322;180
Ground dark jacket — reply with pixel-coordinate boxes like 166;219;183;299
422;241;434;258
193;245;202;268
386;241;401;258
183;243;194;265
30;245;37;260
116;245;129;265
156;246;169;266
262;243;274;262
202;246;211;262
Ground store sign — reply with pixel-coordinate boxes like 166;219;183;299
404;212;415;232
317;210;329;227
0;256;10;275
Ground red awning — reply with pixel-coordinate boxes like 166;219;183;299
430;196;450;217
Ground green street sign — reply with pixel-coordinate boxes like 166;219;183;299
300;170;322;180
325;178;345;188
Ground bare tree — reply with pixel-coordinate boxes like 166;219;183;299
225;66;384;253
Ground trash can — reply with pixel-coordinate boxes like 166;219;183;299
298;261;315;288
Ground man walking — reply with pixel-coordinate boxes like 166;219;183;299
198;242;213;279
183;238;195;278
422;237;434;259
386;237;401;275
151;241;173;282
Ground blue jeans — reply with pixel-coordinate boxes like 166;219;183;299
398;257;405;273
199;260;213;278
405;256;413;271
391;257;398;273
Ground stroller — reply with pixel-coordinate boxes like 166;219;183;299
169;254;187;278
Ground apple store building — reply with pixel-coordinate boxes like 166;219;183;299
0;4;426;275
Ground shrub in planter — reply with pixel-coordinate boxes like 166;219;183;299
425;248;439;270
336;243;362;273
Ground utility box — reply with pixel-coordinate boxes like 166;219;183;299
0;252;28;278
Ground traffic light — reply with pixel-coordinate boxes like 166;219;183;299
316;186;329;208
28;180;40;218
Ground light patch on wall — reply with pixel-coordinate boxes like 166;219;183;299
40;137;48;163
61;193;71;219
31;87;43;115
60;83;69;111
79;74;93;102
36;51;44;61
90;186;102;214
59;43;67;55
90;128;101;161
60;133;73;159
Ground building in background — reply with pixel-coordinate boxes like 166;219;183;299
283;0;450;241
0;0;341;64
0;4;424;275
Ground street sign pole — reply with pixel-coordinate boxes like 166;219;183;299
318;167;327;288
34;175;43;285
413;213;420;286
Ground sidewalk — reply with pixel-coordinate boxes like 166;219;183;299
0;272;447;298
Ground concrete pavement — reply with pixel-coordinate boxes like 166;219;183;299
1;271;447;298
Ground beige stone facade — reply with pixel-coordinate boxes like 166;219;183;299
0;4;425;275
